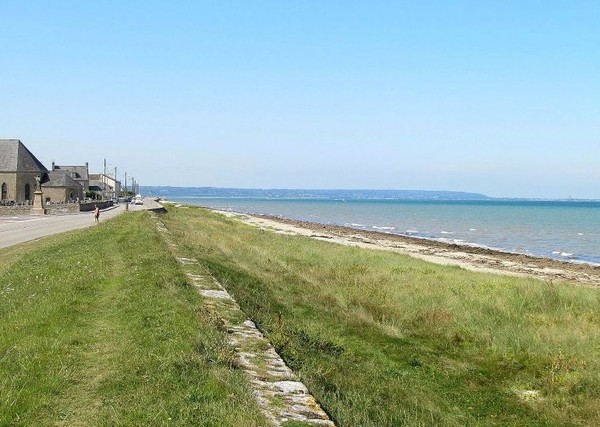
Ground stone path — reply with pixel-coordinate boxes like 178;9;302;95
152;215;335;426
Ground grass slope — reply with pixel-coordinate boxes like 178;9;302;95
0;212;269;426
161;206;600;427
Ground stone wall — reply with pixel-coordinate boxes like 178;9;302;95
45;204;80;215
0;200;114;216
0;173;17;202
0;205;32;216
15;172;39;203
43;187;84;204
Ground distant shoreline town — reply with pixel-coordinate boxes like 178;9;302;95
0;139;136;215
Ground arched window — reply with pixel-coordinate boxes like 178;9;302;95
1;183;6;200
25;183;30;202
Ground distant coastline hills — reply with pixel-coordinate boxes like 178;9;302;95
141;186;492;201
140;187;600;203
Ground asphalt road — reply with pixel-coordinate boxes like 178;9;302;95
0;204;126;249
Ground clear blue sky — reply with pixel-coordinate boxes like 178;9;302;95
1;1;598;199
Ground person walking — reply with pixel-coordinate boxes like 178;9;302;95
94;205;100;223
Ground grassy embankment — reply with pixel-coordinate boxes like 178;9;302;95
2;206;600;427
0;212;269;426
161;205;600;427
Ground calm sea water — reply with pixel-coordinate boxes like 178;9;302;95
169;197;600;265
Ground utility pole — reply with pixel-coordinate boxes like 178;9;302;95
114;166;117;200
103;158;107;200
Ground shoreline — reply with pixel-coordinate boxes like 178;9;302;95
213;209;600;288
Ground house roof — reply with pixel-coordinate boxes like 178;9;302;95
52;164;89;180
45;171;82;188
0;139;48;173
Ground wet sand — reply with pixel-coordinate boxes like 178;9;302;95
218;210;600;288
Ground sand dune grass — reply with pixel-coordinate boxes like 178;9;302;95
162;206;600;427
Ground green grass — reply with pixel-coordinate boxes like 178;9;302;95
3;206;600;426
161;206;600;427
0;212;269;426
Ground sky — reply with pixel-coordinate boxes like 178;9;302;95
1;1;598;199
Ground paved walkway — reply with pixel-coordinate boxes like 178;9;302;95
0;198;168;250
0;204;127;249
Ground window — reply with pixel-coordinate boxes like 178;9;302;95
1;183;6;200
25;183;30;201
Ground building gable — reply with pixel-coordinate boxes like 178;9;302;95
0;139;48;173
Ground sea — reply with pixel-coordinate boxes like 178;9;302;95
152;188;600;266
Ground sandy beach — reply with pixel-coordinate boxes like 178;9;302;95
217;210;600;288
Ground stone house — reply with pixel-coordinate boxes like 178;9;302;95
51;162;90;192
0;139;48;204
43;171;84;203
